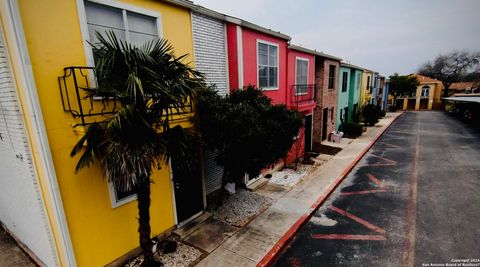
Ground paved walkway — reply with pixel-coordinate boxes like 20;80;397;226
196;112;402;267
272;111;480;266
0;229;36;267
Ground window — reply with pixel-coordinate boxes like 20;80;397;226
356;73;361;90
108;181;137;208
341;72;348;92
83;1;161;207
421;86;430;97
328;65;336;89
295;58;309;95
344;107;349;123
85;1;160;50
257;41;278;89
331;107;334;120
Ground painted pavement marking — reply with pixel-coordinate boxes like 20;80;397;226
311;234;387;241
340;173;388;196
364;154;397;166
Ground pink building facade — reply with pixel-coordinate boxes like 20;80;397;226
225;22;318;168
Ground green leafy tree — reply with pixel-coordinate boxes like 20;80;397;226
418;51;480;97
70;32;205;267
195;85;302;203
388;73;419;107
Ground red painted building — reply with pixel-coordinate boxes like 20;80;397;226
226;21;289;105
225;19;318;172
285;45;316;164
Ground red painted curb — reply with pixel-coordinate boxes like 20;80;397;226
256;112;405;267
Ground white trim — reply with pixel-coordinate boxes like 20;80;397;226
107;181;137;209
294;56;309;96
76;0;94;67
2;1;77;265
86;0;162;17
256;39;279;91
77;0;164;67
168;159;179;225
245;173;261;186
224;23;230;93
236;25;243;88
122;10;130;41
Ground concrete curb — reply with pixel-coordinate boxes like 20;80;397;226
257;112;405;267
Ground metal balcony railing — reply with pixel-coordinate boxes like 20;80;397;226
58;66;192;127
291;84;316;106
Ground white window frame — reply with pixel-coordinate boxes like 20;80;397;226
77;0;164;68
77;0;163;208
256;39;279;90
421;86;430;97
108;181;137;209
295;57;309;96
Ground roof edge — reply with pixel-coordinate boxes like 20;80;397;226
288;44;342;61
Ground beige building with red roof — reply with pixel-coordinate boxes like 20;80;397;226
397;74;444;110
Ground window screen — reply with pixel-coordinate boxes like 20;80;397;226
85;1;158;47
296;59;308;94
258;42;278;89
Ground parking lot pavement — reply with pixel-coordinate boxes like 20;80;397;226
272;112;480;267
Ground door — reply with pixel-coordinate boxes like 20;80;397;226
304;115;312;152
171;144;204;225
344;107;349;124
322;108;328;141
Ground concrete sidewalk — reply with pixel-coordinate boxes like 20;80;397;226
0;229;36;267
195;113;403;267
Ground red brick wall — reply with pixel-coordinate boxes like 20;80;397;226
313;57;339;144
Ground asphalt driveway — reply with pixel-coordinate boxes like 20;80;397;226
272;111;480;267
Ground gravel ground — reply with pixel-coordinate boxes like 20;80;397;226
124;237;203;267
268;165;310;187
213;189;272;227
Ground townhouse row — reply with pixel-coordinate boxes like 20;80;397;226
0;0;387;266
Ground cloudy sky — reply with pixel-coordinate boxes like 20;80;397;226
193;0;480;77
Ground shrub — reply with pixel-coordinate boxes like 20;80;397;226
362;104;379;126
378;109;386;118
342;123;363;138
388;105;398;112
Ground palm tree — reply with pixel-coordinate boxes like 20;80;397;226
71;31;205;267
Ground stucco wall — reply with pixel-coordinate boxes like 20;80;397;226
240;27;288;105
287;49;315;113
337;66;350;129
17;0;195;265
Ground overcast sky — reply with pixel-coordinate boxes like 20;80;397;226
193;0;480;77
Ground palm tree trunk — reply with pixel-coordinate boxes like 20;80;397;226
136;178;160;267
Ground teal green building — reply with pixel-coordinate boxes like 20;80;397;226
337;63;364;130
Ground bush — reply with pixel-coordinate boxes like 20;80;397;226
342;123;363;138
378;109;386;118
362;104;379;126
388;105;398;112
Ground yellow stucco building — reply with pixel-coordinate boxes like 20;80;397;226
360;69;373;107
397;74;443;110
0;0;204;266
